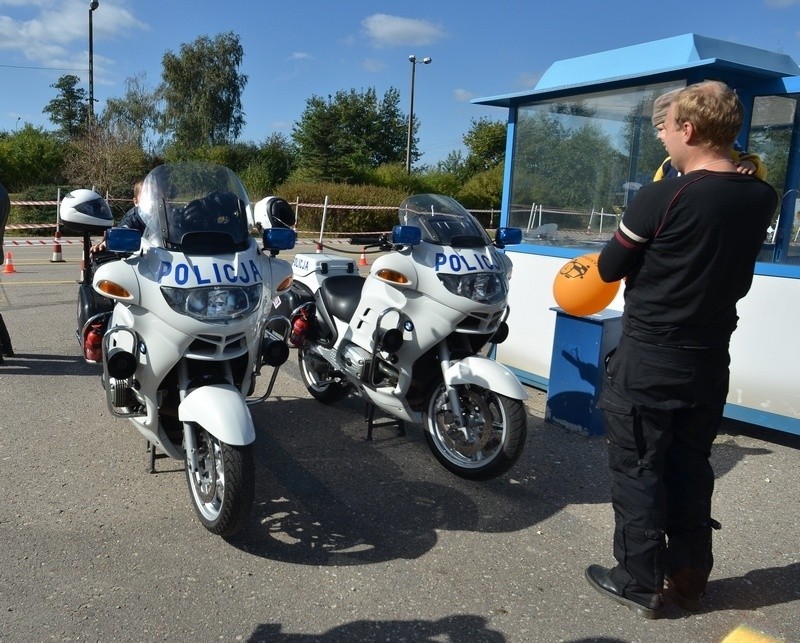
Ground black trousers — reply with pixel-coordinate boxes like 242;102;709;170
0;313;12;356
597;334;729;604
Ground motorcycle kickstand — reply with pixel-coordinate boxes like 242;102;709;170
364;402;405;441
146;440;167;474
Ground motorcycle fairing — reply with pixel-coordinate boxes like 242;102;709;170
144;242;266;289
426;244;506;276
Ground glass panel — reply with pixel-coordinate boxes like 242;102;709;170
509;82;683;249
749;95;798;264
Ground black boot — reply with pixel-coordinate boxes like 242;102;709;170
664;519;720;612
585;565;662;619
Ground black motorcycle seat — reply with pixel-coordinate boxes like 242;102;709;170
318;275;365;323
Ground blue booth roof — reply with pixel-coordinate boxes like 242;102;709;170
473;33;800;107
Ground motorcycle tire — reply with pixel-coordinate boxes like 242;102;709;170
423;383;527;481
185;425;254;537
298;346;350;404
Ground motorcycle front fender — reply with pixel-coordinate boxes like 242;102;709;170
443;355;528;401
178;384;255;446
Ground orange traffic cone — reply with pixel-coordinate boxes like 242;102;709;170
51;230;64;263
358;247;368;267
315;241;323;254
3;252;16;274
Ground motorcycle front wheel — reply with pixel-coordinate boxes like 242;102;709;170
298;346;350;404
185;425;254;537
423;383;527;481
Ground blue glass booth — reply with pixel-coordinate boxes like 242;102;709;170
474;33;800;436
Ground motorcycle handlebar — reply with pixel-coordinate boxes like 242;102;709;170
349;234;393;251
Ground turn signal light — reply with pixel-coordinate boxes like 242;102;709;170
96;279;131;298
276;275;293;293
375;268;409;285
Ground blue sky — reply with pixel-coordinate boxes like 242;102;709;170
2;0;800;165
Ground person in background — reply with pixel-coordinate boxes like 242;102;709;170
651;87;766;181
0;182;14;362
585;81;778;619
91;180;144;254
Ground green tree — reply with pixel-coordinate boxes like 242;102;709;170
159;32;247;148
165;141;259;174
102;72;161;153
458;165;504;211
292;87;410;183
463;118;506;175
42;74;88;140
240;134;297;199
435;150;467;179
0;125;66;191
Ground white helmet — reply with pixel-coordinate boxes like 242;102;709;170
252;196;296;231
60;189;113;233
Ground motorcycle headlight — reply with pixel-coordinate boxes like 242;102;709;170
437;273;507;305
161;284;263;322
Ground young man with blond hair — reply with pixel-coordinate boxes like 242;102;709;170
586;81;777;619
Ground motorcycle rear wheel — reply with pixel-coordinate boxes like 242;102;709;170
185;425;254;537
298;346;350;404
423;383;527;481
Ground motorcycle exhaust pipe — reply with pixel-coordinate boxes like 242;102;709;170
375;360;399;386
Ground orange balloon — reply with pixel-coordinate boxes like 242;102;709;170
553;253;621;316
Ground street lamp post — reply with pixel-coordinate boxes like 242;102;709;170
405;54;431;174
88;1;99;121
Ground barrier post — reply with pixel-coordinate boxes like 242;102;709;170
317;195;329;253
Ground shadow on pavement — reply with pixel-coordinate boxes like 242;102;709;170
248;614;505;642
0;352;98;376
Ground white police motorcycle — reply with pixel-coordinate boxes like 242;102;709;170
61;162;296;537
279;194;528;480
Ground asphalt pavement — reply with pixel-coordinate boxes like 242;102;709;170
0;239;797;642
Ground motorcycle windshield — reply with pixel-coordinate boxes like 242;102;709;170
137;162;251;254
398;194;491;248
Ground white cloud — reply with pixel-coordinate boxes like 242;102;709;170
289;52;313;61
454;89;475;102
0;0;144;73
764;0;800;6
361;13;445;48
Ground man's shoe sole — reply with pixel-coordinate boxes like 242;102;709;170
584;566;661;620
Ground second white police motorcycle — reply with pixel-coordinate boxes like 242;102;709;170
279;194;528;480
61;162;296;537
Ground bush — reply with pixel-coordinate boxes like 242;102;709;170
275;180;408;234
7;185;65;235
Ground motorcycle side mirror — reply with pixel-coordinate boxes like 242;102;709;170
107;227;142;253
495;227;523;247
263;227;296;252
391;225;421;246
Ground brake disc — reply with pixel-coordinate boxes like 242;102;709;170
194;436;218;503
436;388;493;456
